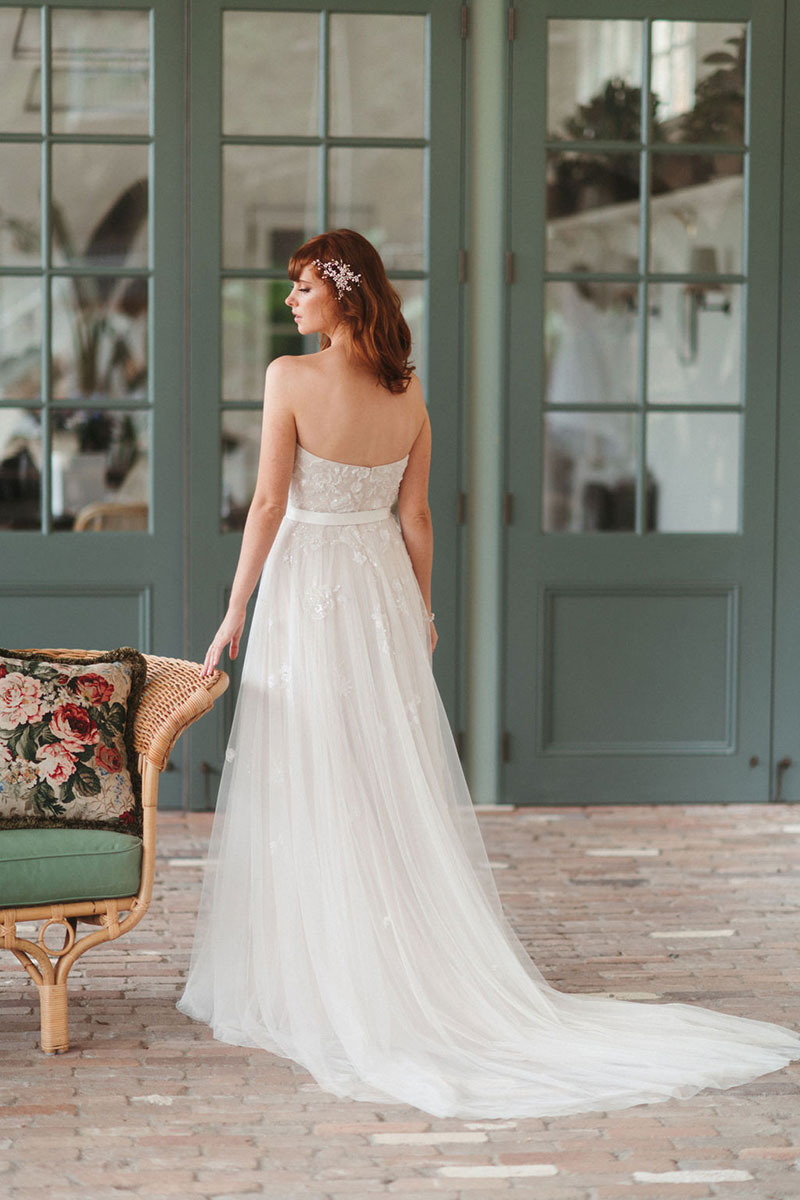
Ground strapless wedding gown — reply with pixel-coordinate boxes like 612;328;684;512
177;443;800;1119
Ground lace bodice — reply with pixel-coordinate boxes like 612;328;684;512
288;444;409;513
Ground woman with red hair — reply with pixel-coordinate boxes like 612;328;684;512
178;230;800;1120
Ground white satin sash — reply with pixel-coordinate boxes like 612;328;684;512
284;505;392;526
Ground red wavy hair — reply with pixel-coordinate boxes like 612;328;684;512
288;229;414;394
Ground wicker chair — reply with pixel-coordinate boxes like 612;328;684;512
0;650;228;1054
73;502;149;532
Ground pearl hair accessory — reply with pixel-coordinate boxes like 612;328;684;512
313;257;362;300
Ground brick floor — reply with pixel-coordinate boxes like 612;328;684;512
1;804;799;1200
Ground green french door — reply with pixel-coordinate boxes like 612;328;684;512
0;1;185;802
503;2;787;803
185;1;466;802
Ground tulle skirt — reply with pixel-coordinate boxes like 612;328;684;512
177;511;800;1119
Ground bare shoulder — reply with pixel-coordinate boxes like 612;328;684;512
263;354;317;414
264;353;311;386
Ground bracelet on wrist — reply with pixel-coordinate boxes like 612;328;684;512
426;610;435;623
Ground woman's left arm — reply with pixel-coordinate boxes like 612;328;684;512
201;359;297;676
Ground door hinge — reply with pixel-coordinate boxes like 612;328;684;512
500;731;511;763
458;248;467;283
502;491;514;525
461;4;469;38
457;491;468;524
505;251;515;284
455;730;465;758
508;6;516;41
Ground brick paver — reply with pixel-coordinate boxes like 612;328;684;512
1;804;799;1199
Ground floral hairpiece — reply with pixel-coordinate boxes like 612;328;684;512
313;257;362;300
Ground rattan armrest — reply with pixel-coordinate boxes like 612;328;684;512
133;655;229;771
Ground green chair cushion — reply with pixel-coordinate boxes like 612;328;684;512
0;828;142;906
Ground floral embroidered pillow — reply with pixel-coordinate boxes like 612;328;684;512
0;647;147;835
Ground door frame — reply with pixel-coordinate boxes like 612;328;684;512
501;0;787;805
185;0;468;806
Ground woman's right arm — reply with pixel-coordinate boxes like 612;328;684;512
397;406;438;653
201;359;297;676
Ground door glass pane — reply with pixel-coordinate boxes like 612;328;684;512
223;11;319;137
651;153;743;274
394;279;426;388
51;275;148;404
0;407;41;529
647;411;740;532
329;147;424;271
545;281;638;406
222;409;261;531
543;411;637;532
51;144;149;268
0;144;41;266
223;145;317;270
329;14;426;138
546;151;639;272
0;276;42;399
50;8;150;135
222;279;302;403
51;408;149;530
0;7;41;134
647;282;741;405
547;20;643;141
651;22;747;144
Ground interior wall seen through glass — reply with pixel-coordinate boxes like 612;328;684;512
49;7;150;136
222;11;320;138
0;7;41;134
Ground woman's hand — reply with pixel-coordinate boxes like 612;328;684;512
201;607;246;677
429;619;438;654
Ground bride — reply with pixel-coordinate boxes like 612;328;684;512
177;228;800;1119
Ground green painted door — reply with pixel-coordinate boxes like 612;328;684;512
0;1;185;803
503;3;786;803
185;1;466;804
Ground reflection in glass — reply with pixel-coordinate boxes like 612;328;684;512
329;147;424;272
647;283;740;405
222;279;302;403
51;275;148;403
543;411;637;532
393;279;426;387
650;154;742;274
223;146;317;270
0;8;41;134
0;276;42;400
648;412;740;532
652;22;747;144
51;408;149;531
222;410;261;532
223;11;318;137
50;7;150;135
0;407;41;530
0;144;41;266
546;151;639;273
547;20;642;140
545;280;637;407
51;144;148;268
330;14;426;138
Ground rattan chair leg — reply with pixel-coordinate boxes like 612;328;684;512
39;982;69;1054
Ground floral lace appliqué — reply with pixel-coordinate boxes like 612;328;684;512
303;584;344;620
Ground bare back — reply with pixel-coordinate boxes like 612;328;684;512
280;347;425;466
